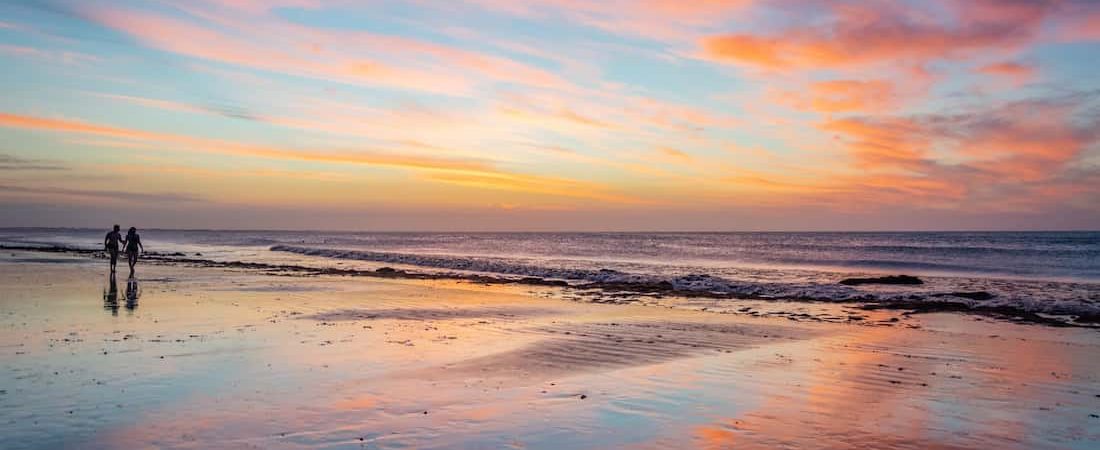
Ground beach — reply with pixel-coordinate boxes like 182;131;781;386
4;0;1100;447
1;249;1098;449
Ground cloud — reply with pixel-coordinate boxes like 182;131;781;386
0;153;68;171
1059;11;1100;41
774;79;899;113
819;93;1100;210
0;112;493;173
976;61;1038;85
700;1;1053;70
88;92;269;122
0;111;635;203
821;117;928;170
420;171;640;203
657;146;693;162
0;184;202;203
0;43;99;65
81;4;570;96
463;0;755;40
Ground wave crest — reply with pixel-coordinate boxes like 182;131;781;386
268;245;1100;323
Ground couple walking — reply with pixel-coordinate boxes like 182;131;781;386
104;225;143;274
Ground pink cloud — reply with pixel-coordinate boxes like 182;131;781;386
83;4;570;96
701;1;1053;70
975;61;1038;85
464;0;755;40
1058;11;1100;41
818;96;1098;211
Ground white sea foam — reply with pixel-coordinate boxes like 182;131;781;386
269;245;1100;321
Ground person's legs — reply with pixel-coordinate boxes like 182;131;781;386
127;251;137;274
109;249;118;272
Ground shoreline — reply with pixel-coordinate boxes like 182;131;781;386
3;244;1097;328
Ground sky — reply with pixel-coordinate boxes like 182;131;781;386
0;0;1098;231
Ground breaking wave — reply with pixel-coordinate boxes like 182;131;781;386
270;245;1100;323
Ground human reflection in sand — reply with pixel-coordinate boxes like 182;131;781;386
103;272;119;315
125;276;140;311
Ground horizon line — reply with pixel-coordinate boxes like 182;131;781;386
1;226;1097;234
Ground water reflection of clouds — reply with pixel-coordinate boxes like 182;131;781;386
684;325;1087;449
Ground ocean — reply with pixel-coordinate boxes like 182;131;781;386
2;229;1097;320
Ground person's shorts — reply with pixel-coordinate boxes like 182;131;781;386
107;247;119;263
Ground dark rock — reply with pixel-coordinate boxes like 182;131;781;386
1074;313;1100;324
839;275;924;286
579;394;587;399
516;277;567;286
930;291;994;301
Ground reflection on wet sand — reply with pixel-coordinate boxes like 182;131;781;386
102;273;139;315
125;276;139;311
103;272;118;315
2;256;1097;450
686;321;1097;450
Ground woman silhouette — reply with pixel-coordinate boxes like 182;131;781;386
123;227;144;275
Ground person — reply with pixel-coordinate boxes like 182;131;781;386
123;227;143;275
104;225;122;273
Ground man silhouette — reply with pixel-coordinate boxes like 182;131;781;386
104;224;122;273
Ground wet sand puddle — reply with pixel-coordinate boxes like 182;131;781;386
0;255;1097;449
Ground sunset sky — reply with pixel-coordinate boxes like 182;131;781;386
1;0;1098;230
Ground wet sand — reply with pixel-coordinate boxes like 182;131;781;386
0;251;1098;449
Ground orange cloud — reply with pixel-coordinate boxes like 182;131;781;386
701;1;1050;70
814;95;1099;211
421;171;639;203
774;80;898;113
0;112;488;173
821;117;927;169
954;103;1088;182
811;80;896;113
657;146;693;162
976;61;1038;85
0;111;647;204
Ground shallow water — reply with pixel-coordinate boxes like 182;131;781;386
1;255;1097;449
2;228;1098;322
5;229;1098;281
